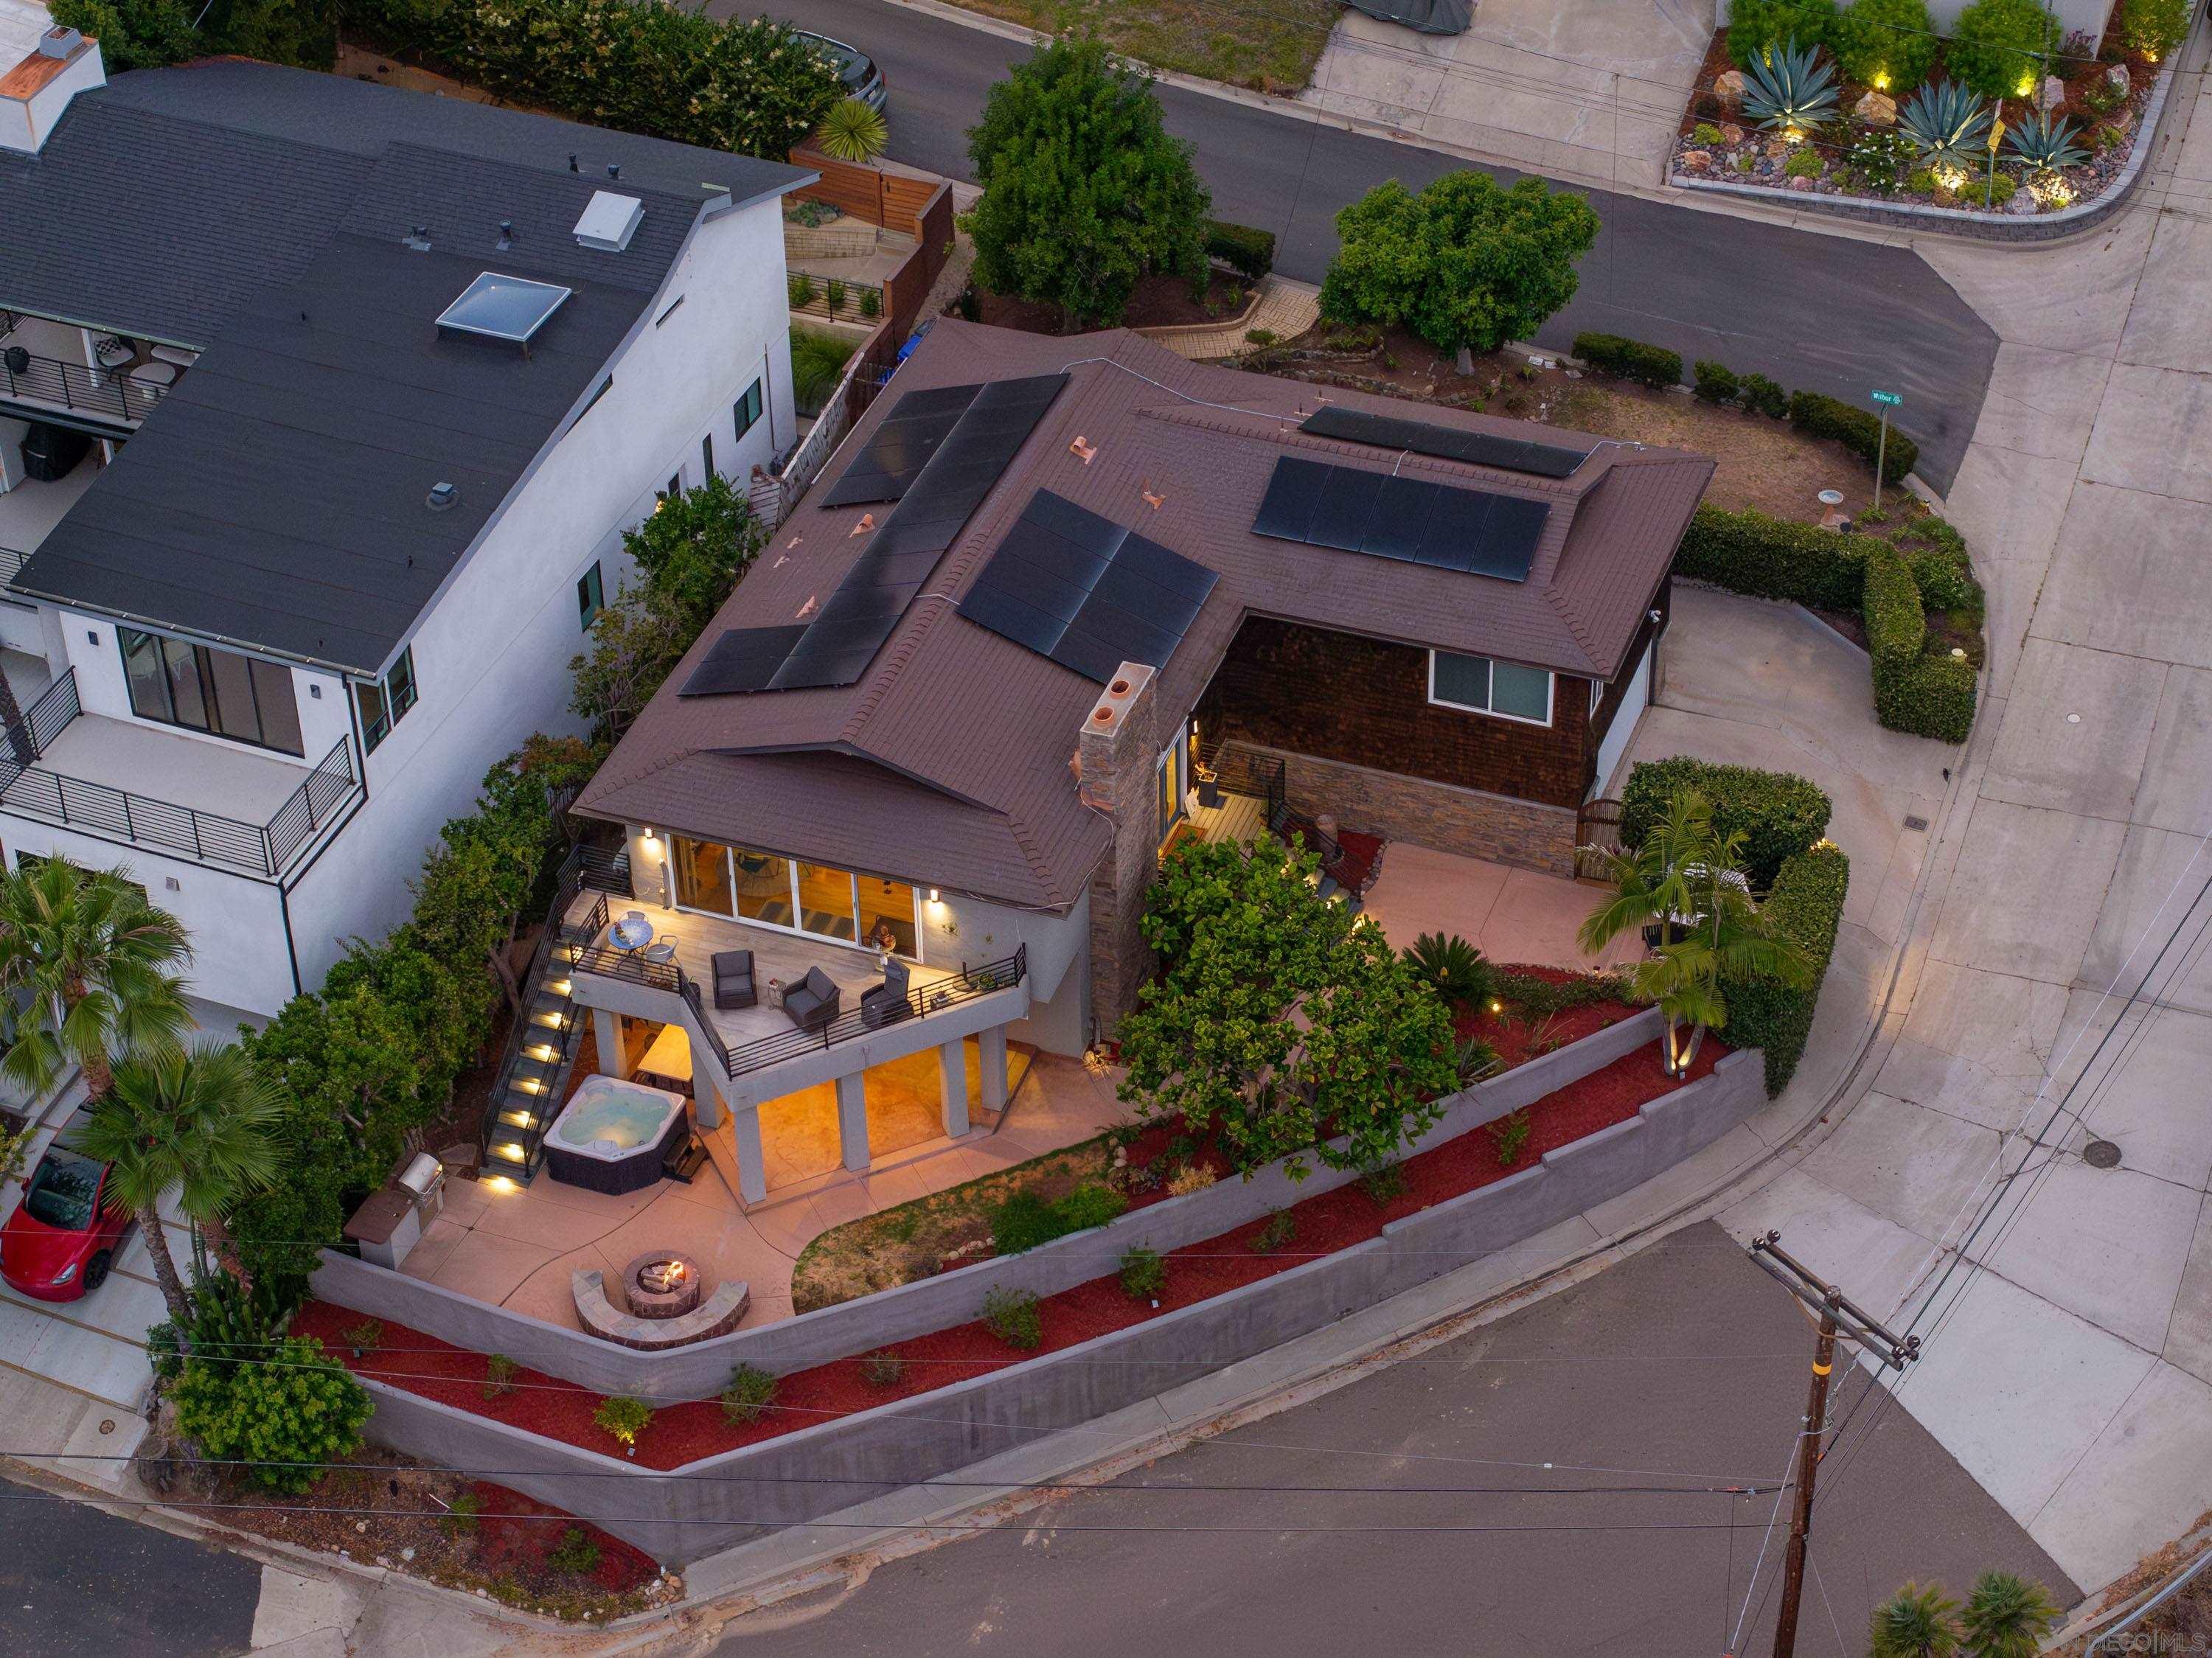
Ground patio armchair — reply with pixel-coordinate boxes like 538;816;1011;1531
860;958;912;1029
782;965;841;1032
712;949;757;1011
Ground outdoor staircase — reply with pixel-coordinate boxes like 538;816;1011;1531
477;845;631;1181
1200;738;1363;908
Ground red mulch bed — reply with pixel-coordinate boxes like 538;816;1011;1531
294;1025;1721;1471
1453;964;1644;1067
467;1480;661;1595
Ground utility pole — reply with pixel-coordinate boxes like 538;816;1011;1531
1747;1231;1919;1658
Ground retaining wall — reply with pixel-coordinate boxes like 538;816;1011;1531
313;1009;1663;1401
351;1043;1762;1563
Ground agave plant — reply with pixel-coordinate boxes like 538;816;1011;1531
813;96;888;164
1898;80;1994;169
1739;43;1840;136
2004;108;2088;170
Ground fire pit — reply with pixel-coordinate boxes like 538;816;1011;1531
623;1250;703;1319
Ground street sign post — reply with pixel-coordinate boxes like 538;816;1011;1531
1870;390;1902;512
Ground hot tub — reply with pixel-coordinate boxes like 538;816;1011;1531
543;1077;688;1194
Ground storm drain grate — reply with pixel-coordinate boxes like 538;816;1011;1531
2082;1139;2123;1169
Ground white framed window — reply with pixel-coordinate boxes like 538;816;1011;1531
1427;650;1553;726
668;834;922;960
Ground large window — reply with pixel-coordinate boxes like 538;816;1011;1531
119;628;304;755
1428;650;1554;726
577;561;605;630
355;647;418;753
669;836;921;958
734;378;763;442
1155;730;1189;849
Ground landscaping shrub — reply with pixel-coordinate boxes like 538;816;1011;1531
1788;391;1917;484
1489;1109;1533;1166
170;1336;372;1494
982;1286;1043;1350
2116;0;2190;57
1901;520;1983;614
1118;1244;1166;1299
1572;332;1683;389
1674;504;1873;612
1401;932;1493;1006
720;1365;778;1425
1724;843;1849;1094
1945;0;2063;100
860;1348;906;1387
1166;1163;1218;1196
990;1181;1128;1255
1692;359;1740;404
1620;757;1831;889
481;1353;520;1401
1360;1163;1407;1206
1954;171;2018;208
547;1527;602;1575
1876;649;1979;742
438;1491;482;1536
596;1394;654;1446
1784;147;1826;180
338;0;843;159
1252;1209;1298;1253
1205;219;1277;280
1057;1182;1130;1233
1725;0;1838;66
1740;372;1790;419
1455;1034;1504;1086
1492;969;1628;1018
1862;541;1926;675
1829;0;1940;91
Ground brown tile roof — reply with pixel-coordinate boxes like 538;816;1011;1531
577;322;1713;911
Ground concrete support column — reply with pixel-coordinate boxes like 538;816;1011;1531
689;1055;725;1132
835;1071;870;1172
1077;662;1162;1040
592;1007;625;1077
728;1103;765;1204
938;1039;970;1138
979;1025;1009;1114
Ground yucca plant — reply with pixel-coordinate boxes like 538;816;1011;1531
2004;108;2087;170
1739;43;1840;135
814;96;889;163
1898;80;1994;169
1868;1581;1961;1658
1959;1570;2059;1658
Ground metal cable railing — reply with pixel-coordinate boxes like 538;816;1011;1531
0;346;169;425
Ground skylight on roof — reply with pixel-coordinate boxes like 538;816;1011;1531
437;272;572;345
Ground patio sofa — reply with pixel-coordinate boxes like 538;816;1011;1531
782;965;840;1032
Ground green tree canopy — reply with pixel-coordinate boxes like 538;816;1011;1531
52;0;333;70
1320;173;1599;367
1116;840;1458;1179
964;36;1211;329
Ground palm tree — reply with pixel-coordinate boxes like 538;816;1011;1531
0;857;192;1103
69;1042;285;1326
1578;791;1811;1076
1870;1581;1963;1658
1960;1570;2059;1658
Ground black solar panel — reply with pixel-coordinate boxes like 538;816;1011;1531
1250;457;1545;584
678;625;811;696
1300;405;1590;480
959;490;1218;682
822;383;983;506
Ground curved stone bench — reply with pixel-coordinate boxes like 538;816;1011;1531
573;1269;748;1351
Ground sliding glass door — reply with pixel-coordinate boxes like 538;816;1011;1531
667;836;922;959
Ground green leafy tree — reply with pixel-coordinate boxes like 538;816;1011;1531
72;1042;287;1325
1116;840;1458;1180
171;1334;372;1494
1946;0;2061;100
1320;173;1599;374
1959;1571;2059;1658
1869;1581;1963;1658
964;36;1211;329
570;583;695;745
49;0;198;70
1830;0;1941;92
1578;791;1812;1076
0;857;191;1104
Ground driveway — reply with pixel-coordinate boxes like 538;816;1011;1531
1304;0;1717;187
707;1223;2071;1658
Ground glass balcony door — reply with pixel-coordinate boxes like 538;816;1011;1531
666;835;922;960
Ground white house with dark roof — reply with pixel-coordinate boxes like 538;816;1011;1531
0;43;813;1016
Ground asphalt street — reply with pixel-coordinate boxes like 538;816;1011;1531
0;1474;260;1657
758;0;1999;489
711;1223;2073;1658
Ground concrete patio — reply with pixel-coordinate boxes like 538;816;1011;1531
1360;843;1641;972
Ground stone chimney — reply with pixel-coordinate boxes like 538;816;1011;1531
1077;663;1159;1041
0;29;103;156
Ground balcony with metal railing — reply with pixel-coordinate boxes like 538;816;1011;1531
0;313;185;429
0;670;361;879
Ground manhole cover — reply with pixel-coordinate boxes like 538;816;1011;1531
1903;815;1929;832
2083;1139;2123;1169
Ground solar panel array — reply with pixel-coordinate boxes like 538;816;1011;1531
822;382;982;506
678;373;1068;695
1251;457;1547;583
1299;405;1590;480
959;490;1218;683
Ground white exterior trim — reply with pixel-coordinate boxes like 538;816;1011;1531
1426;648;1555;727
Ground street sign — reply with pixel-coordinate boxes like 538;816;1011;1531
1871;389;1902;406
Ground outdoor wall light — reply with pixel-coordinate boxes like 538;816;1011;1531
928;888;942;903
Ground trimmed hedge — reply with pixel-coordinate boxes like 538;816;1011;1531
1788;391;1917;485
1692;360;1739;404
1619;756;1832;890
1724;843;1850;1096
1573;332;1683;389
1861;541;1924;674
1674;504;1874;613
1875;651;1978;742
1205;219;1276;280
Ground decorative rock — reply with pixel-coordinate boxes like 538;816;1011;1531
2109;107;2135;137
2105;61;2131;93
1680;149;1714;172
2007;186;2039;215
1765;137;1792;159
1719;122;1745;144
1714;69;1747;110
1787;175;1815;192
400;1547;416;1562
2037;74;2065;111
1854;90;1898;126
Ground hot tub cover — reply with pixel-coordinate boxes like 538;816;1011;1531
1342;0;1472;33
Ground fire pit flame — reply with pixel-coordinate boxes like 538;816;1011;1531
639;1257;686;1295
622;1250;704;1319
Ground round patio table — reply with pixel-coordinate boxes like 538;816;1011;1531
610;913;654;950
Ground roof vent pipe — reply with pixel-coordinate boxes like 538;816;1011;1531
607;162;620;180
425;481;459;512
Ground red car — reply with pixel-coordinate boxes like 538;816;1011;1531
2;1145;132;1301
